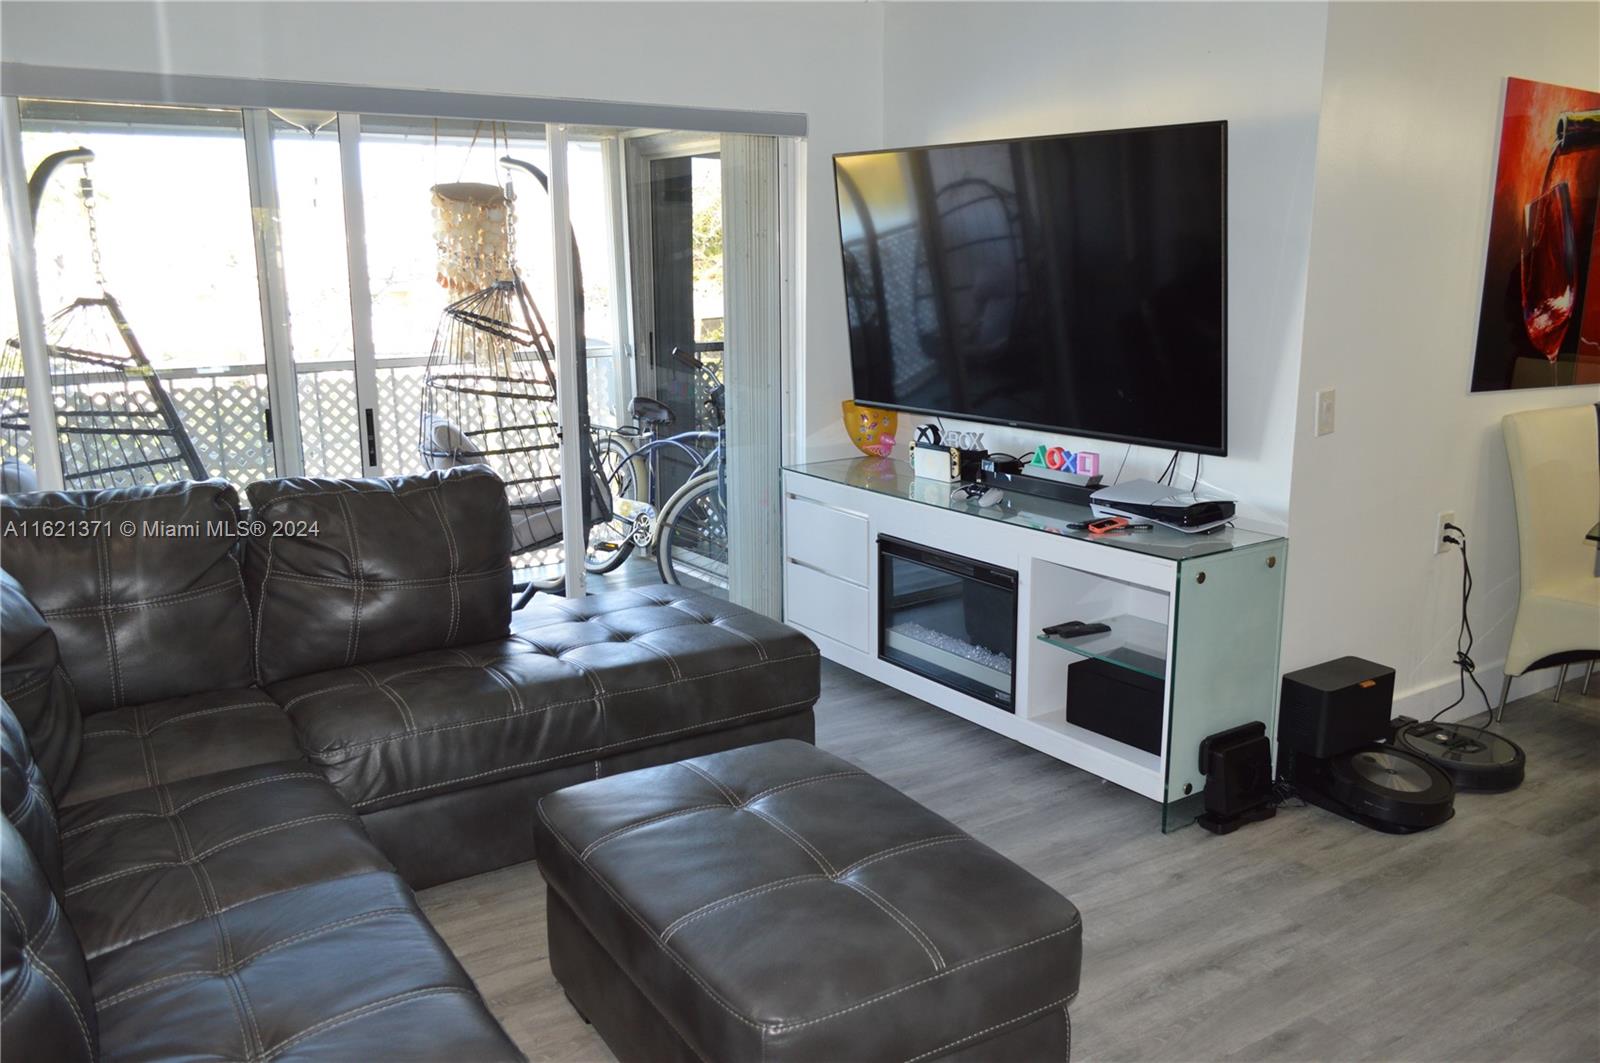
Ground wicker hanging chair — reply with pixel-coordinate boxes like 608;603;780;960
1;149;206;493
418;156;608;600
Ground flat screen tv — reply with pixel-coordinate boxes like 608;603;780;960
834;121;1228;455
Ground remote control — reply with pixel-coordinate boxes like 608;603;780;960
1042;621;1112;638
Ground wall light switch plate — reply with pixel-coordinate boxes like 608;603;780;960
1315;388;1336;436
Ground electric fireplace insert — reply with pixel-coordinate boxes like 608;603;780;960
878;536;1018;710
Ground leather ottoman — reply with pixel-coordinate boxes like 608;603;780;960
535;740;1083;1062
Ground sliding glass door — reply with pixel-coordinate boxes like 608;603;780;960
264;109;364;479
558;128;783;608
13;100;277;489
2;86;792;611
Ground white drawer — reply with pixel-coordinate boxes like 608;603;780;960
785;559;870;648
785;493;869;586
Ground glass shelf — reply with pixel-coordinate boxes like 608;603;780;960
785;458;1285;562
1036;613;1168;680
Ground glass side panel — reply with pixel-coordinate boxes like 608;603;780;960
786;458;1285;561
1162;540;1288;831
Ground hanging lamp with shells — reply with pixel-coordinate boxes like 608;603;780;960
431;181;512;298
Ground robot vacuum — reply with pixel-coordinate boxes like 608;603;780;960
1391;718;1526;793
1279;658;1456;835
1289;743;1456;835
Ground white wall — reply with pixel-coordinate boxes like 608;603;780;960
0;0;883;459
877;1;1331;526
1283;0;1600;716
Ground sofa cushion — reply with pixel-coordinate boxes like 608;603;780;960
1;699;64;895
244;467;513;686
59;762;390;958
0;480;254;713
61;689;301;808
1;568;81;796
86;871;522;1062
536;740;1083;1063
0;817;98;1062
268;586;820;813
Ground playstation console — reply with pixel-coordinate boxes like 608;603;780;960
1089;479;1236;534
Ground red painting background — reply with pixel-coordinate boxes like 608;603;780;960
1471;77;1600;391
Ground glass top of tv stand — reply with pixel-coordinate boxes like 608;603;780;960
784;458;1285;563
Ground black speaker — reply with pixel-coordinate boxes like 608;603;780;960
1196;721;1276;835
1066;658;1163;754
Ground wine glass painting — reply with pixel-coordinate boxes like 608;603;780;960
1520;183;1577;361
1471;77;1600;392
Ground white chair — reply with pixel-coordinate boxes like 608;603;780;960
1498;404;1600;718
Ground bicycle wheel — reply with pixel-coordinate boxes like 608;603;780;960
586;435;643;575
655;471;729;597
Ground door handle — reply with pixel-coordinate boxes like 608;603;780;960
364;408;378;469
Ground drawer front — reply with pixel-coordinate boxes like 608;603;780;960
785;493;869;586
785;560;870;648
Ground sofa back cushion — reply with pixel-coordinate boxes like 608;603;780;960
0;815;97;1062
0;570;80;796
244;467;513;685
0;480;255;713
1;699;63;896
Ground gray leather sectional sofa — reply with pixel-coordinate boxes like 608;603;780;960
0;467;820;1060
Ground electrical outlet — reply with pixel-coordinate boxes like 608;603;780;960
1434;511;1457;555
1315;388;1335;436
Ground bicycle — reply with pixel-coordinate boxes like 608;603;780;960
587;344;728;593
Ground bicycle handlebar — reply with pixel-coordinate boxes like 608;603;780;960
670;343;724;370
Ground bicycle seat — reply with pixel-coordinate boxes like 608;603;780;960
629;396;675;427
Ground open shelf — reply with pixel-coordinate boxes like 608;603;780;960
1024;711;1163;775
1036;613;1168;680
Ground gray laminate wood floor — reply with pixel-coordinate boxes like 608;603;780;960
417;662;1600;1062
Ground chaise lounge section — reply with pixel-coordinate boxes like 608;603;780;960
240;471;819;885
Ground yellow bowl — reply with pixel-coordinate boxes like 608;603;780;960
841;400;898;458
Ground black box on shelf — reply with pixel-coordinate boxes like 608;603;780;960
1278;656;1395;758
1066;658;1164;755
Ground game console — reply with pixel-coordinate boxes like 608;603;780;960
912;444;961;482
1089;479;1236;533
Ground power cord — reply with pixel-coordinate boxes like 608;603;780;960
1429;522;1494;726
1158;450;1180;485
1268;779;1304;809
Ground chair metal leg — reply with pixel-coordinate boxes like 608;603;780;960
1585;660;1595;696
1553;663;1569;702
1496;674;1513;723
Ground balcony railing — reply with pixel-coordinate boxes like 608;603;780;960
154;346;619;486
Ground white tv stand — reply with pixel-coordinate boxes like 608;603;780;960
782;458;1288;831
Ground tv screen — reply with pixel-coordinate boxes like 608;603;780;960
834;121;1228;455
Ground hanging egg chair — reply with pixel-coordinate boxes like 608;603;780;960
1;148;206;493
418;156;608;601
